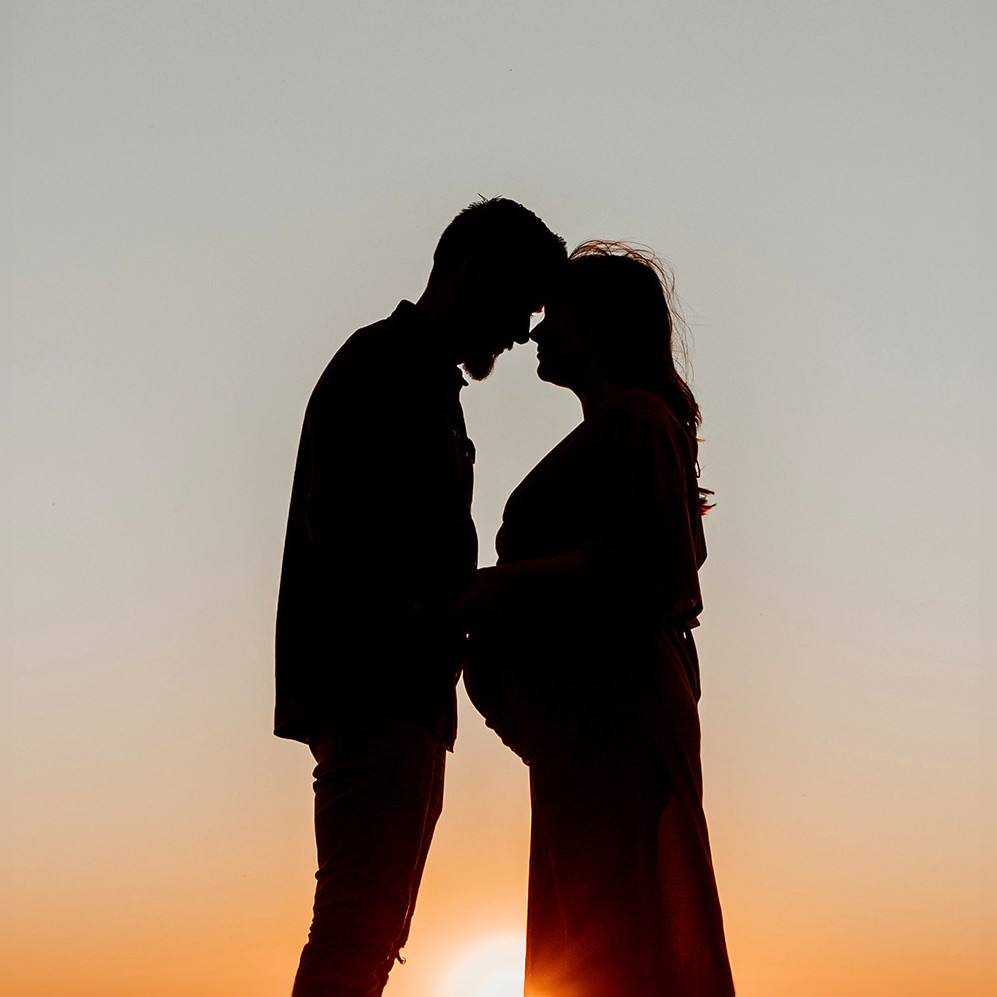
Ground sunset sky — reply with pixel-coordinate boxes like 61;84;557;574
3;3;993;996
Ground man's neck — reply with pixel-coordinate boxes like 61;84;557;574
414;279;462;364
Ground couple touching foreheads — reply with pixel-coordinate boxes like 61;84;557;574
275;197;735;997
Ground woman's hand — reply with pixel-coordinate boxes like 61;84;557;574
454;552;592;633
453;564;522;631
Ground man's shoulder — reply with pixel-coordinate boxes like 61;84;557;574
332;308;409;370
308;305;416;407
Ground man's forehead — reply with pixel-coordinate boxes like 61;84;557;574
491;258;564;308
523;267;563;301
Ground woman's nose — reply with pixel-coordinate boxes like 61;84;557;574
529;319;546;342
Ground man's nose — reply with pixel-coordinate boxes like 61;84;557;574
513;318;532;346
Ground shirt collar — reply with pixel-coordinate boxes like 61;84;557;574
392;301;467;389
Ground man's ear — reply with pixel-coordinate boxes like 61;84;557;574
457;250;498;292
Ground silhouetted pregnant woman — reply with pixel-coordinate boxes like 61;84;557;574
459;244;735;997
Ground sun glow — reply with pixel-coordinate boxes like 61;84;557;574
441;934;526;997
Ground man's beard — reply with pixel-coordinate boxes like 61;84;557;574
461;347;499;381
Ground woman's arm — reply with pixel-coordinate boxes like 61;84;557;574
453;551;591;630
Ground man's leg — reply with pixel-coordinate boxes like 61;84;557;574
292;720;445;997
384;739;444;964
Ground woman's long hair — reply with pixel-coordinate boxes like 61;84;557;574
565;241;714;512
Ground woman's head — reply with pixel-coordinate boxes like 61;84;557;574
532;241;700;434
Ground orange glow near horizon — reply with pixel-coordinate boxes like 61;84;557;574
6;683;989;997
440;935;525;997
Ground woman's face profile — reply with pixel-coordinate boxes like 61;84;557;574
529;295;594;388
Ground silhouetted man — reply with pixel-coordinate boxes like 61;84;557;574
275;198;566;997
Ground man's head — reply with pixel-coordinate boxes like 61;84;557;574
421;197;567;380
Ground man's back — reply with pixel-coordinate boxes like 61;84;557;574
275;301;477;746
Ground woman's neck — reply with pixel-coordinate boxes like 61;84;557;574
575;372;625;418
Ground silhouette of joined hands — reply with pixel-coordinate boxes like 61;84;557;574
453;564;524;631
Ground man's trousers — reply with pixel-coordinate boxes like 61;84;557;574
291;720;446;997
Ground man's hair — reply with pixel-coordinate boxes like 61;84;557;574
432;196;566;276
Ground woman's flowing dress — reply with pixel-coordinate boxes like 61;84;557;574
465;388;735;997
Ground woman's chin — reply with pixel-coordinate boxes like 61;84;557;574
536;358;562;385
